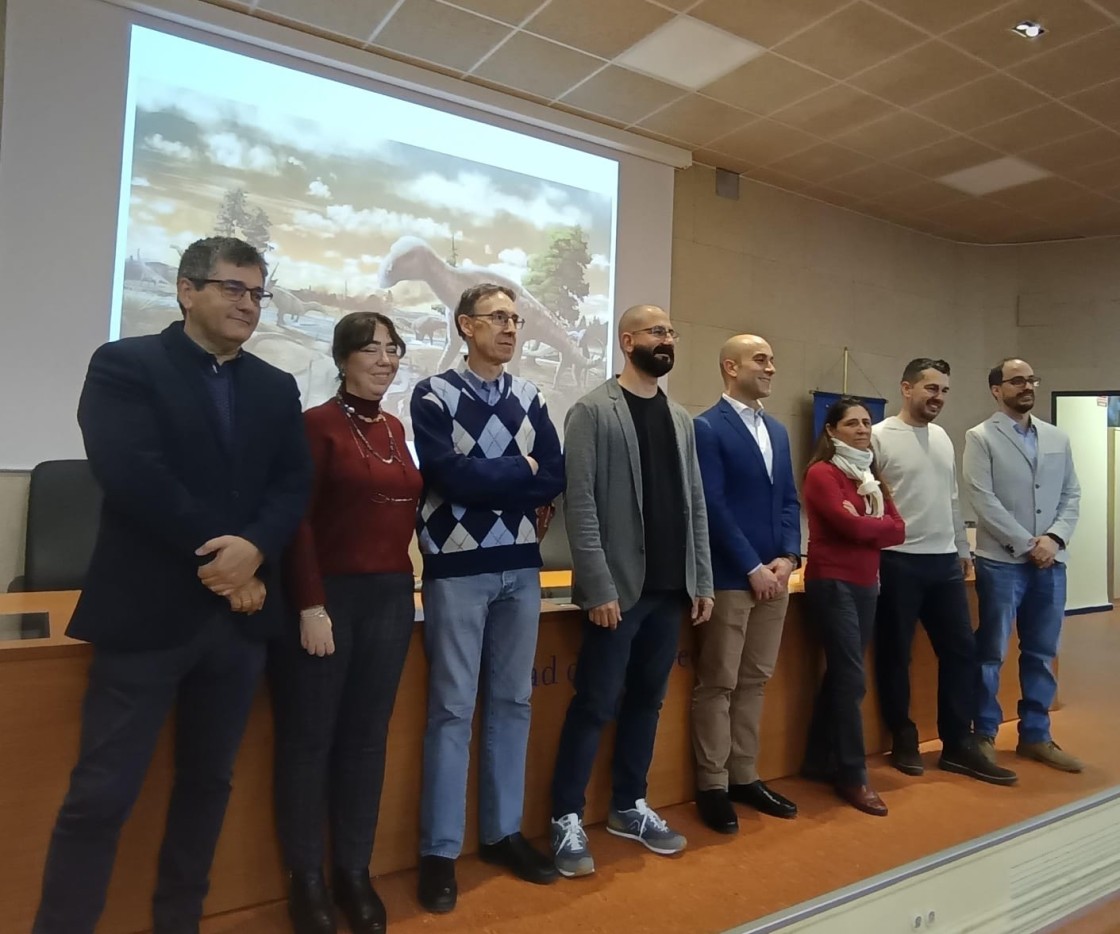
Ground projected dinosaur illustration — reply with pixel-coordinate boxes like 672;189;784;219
379;236;596;388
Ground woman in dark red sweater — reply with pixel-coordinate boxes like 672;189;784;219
274;312;422;934
801;397;905;817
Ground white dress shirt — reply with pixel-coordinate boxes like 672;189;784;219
722;393;773;479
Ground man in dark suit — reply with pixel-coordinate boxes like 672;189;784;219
34;237;312;934
691;334;801;833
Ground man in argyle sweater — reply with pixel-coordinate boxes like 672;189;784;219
410;283;564;914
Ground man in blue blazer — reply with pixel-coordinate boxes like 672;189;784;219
34;238;312;934
691;334;801;833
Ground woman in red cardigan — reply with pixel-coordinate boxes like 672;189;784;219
275;312;422;934
801;397;905;817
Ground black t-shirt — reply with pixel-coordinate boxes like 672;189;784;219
622;387;686;594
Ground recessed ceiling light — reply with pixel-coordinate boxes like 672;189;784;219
616;17;764;91
938;157;1050;196
1012;20;1045;39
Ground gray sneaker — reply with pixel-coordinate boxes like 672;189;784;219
606;799;686;855
551;813;595;878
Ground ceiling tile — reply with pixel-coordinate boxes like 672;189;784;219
373;0;511;71
769;84;894;139
472;32;603;100
867;180;964;213
804;186;867;208
773;3;927;80
1027;192;1120;223
638;95;756;145
914;74;1047;132
868;0;1010;34
984;176;1090;209
1056;211;1120;238
559;65;684;125
689;0;849;49
891;135;1004;177
463;74;551;105
441;0;544;25
1010;27;1120;97
708;119;819;164
848;41;992;108
548;101;628;129
691;148;754;175
652;0;698;8
1022;128;1120;173
1092;0;1120;13
742;164;822;191
699;53;832;114
258;0;395;43
968;103;1098;153
1066;156;1120;189
765;143;872;181
942;1;1111;69
832;110;953;160
919;198;1036;231
524;0;674;59
825;163;925;199
1065;79;1120;129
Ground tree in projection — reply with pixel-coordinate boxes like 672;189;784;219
524;226;591;326
214;188;272;253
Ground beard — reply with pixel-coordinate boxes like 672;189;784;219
631;343;675;378
1008;391;1035;413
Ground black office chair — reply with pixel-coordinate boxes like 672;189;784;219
7;459;102;594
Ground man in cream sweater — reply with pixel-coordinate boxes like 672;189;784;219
872;358;1017;785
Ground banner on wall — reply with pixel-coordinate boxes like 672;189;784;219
811;391;887;441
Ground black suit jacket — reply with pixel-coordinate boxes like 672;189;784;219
68;322;313;650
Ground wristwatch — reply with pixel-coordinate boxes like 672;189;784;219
784;553;802;570
1045;533;1066;549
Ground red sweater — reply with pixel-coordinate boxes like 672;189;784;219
803;461;906;587
287;394;422;610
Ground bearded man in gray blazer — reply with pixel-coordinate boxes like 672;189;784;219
548;304;713;880
962;358;1081;773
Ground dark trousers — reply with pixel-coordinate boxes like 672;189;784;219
272;573;414;873
874;551;976;750
802;579;877;787
34;615;265;934
551;591;684;819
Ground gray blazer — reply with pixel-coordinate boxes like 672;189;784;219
962;412;1080;564
563;377;713;612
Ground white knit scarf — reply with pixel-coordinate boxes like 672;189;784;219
830;440;884;518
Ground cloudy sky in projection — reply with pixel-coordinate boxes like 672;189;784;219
120;28;618;316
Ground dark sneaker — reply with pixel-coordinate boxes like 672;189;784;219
550;813;595;878
478;832;559;885
891;727;924;776
606;799;686;855
940;740;1018;786
1016;740;1084;773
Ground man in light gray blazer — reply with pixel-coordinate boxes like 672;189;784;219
548;304;714;879
962;357;1082;773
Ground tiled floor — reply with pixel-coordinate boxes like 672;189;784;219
202;607;1120;934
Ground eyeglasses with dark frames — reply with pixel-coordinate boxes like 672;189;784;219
192;278;273;307
1001;376;1041;388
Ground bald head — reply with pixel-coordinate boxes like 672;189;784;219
720;333;775;403
618;304;675;378
618;304;665;342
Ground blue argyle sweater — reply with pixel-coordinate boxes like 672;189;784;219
411;365;565;580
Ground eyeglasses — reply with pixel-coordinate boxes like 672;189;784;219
630;326;680;341
192;278;273;307
473;311;525;330
1001;376;1041;388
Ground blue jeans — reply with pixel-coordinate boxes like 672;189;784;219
551;591;685;819
974;557;1066;743
419;569;541;858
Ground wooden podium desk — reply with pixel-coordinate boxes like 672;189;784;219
0;574;1023;933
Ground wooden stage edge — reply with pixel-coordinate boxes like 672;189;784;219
0;573;1026;934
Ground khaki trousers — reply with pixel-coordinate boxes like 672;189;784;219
691;589;788;789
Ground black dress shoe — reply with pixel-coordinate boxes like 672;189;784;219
891;726;924;776
696;788;738;834
728;780;798;819
478;832;559;884
332;867;386;934
288;870;336;934
418;855;457;914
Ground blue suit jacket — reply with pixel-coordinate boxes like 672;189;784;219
68;322;312;650
694;398;801;591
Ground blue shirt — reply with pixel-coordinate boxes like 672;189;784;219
459;360;504;406
174;325;240;446
1013;418;1038;466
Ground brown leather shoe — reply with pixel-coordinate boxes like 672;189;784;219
835;784;888;817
